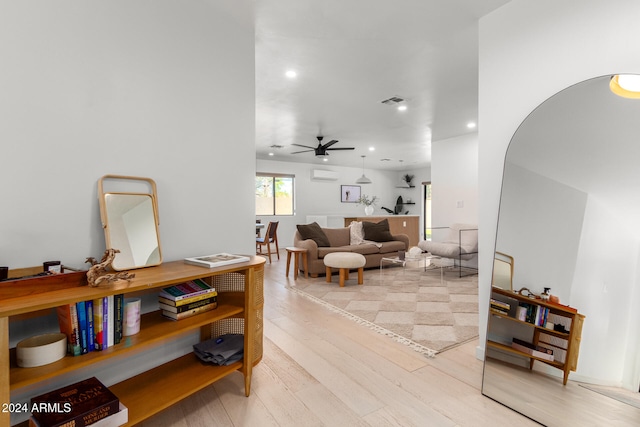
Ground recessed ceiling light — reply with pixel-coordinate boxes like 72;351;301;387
369;147;375;151
322;158;328;162
467;122;477;129
285;70;297;78
397;105;407;111
268;152;274;156
610;74;640;98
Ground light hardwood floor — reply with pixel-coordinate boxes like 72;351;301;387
141;252;538;426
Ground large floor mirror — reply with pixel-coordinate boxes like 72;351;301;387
482;75;640;426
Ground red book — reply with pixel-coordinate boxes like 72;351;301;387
56;304;81;356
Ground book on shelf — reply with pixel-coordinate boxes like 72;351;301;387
184;253;250;268
107;295;115;348
490;298;510;311
29;376;120;427
159;279;216;302
56;304;82;356
511;338;555;362
161;303;217;320
76;301;89;354
114;294;124;345
93;298;104;351
29;402;128;427
159;296;217;313
86;300;95;352
102;296;110;350
158;291;216;307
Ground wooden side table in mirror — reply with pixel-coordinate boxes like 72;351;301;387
98;175;162;271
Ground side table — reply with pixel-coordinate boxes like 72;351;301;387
285;247;308;279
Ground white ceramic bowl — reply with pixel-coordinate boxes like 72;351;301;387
16;333;67;368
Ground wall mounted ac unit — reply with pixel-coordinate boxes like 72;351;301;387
311;169;339;181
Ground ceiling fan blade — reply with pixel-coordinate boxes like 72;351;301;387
326;147;355;151
322;139;339;149
291;149;315;154
292;144;316;149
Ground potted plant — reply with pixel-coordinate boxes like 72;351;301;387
402;174;415;187
357;194;378;215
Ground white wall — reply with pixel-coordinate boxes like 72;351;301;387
496;163;587;299
256;159;429;247
570;196;640;385
1;1;255;422
431;133;478;227
1;1;256;269
479;0;640;386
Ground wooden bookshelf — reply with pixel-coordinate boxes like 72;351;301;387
487;287;585;385
2;257;264;426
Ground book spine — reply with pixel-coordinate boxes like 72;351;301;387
114;294;123;344
159;297;216;313
75;301;88;354
93;298;104;351
85;300;95;352
69;304;81;356
107;295;114;347
162;303;216;320
158;291;217;307
102;296;109;350
56;305;81;356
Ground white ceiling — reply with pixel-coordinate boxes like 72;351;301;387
255;0;511;171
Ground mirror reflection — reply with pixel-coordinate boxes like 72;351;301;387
98;175;162;271
483;76;640;425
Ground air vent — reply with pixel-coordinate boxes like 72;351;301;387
381;96;405;106
380;158;391;162
270;144;284;149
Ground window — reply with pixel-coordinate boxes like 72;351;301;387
255;173;294;215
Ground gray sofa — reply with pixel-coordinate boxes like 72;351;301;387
293;225;409;277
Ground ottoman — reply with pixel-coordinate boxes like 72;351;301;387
324;252;366;287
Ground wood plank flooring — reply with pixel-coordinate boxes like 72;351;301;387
139;253;538;426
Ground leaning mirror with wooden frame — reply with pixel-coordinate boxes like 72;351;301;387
98;175;162;271
482;76;640;426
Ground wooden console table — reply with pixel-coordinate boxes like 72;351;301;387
1;257;264;426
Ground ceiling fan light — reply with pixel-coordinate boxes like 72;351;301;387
610;74;640;99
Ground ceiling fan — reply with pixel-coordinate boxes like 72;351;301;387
291;136;355;156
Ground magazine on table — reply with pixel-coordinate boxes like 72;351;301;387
184;253;250;268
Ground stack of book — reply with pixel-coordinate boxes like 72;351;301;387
490;298;511;316
159;279;217;320
56;295;125;356
29;376;127;427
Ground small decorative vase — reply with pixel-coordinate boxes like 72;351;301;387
364;205;374;216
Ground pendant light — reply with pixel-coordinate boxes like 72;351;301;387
356;155;372;184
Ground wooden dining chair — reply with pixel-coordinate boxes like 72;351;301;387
256;221;280;263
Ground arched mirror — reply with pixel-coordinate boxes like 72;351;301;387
482;75;640;425
98;175;162;271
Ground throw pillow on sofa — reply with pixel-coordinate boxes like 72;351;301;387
349;221;365;245
362;219;394;242
297;222;331;247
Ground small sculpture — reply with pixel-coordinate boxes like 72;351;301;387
85;249;135;287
